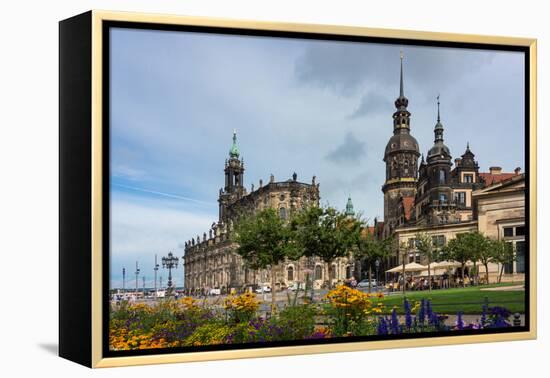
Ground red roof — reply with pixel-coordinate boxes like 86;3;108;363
402;196;415;221
479;172;517;185
362;224;384;238
361;226;376;237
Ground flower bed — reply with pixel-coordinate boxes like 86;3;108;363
109;286;516;351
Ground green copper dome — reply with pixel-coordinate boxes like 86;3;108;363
229;130;239;158
345;196;355;216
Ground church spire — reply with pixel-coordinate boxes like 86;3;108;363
437;94;441;123
434;94;444;143
393;50;410;133
229;129;240;159
400;50;404;98
345;196;355;217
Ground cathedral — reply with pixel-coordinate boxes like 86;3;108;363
183;132;355;294
381;53;526;279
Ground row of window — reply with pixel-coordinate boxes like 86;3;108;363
407;235;446;249
503;226;525;237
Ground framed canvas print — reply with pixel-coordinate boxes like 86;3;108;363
59;10;537;368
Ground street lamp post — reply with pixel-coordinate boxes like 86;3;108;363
154;254;159;298
134;261;140;297
162;252;179;297
307;256;315;303
375;259;380;286
122;267;126;292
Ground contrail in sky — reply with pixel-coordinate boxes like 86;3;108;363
113;183;216;207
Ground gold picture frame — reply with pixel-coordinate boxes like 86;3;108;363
59;9;537;368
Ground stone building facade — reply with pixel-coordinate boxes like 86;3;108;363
183;132;355;294
383;54;525;281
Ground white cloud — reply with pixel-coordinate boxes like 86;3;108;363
110;192;215;286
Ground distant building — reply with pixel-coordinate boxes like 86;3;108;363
382;53;525;281
183;132;354;293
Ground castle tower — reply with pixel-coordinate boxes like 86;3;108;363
218;130;246;222
345;196;355;217
424;95;454;224
382;51;420;235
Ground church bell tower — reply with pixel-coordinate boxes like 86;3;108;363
382;51;420;236
218;130;245;222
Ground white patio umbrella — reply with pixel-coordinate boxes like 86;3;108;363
433;260;462;269
386;262;428;273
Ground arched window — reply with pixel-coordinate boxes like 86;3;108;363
346;265;352;279
279;207;287;220
314;265;322;280
404;160;409;175
287;266;294;281
330;264;337;280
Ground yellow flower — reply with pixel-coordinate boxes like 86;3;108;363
325;285;374;318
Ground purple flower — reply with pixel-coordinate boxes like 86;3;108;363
306;331;328;339
481;303;488;327
489;306;512;319
426;300;433;320
418;299;426;325
404;299;412;329
377;317;389;335
491;316;511;328
390;309;400;334
456;312;464;330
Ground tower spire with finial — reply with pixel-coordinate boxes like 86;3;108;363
345;195;355;217
400;49;404;98
229;129;240;159
437;94;441;123
393;49;410;133
434;94;444;143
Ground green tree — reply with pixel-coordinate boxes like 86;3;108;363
415;232;438;292
442;233;476;287
232;208;296;311
354;230;393;293
470;232;494;285
491;239;515;283
397;240;409;294
462;231;491;286
291;205;361;289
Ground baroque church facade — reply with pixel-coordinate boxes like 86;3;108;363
381;54;526;280
182;132;356;294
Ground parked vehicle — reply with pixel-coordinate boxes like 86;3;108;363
288;282;306;291
209;288;221;295
357;279;378;288
254;285;271;294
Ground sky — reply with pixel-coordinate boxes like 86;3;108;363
109;27;525;288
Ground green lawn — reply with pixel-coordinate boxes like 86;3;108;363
372;283;525;315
